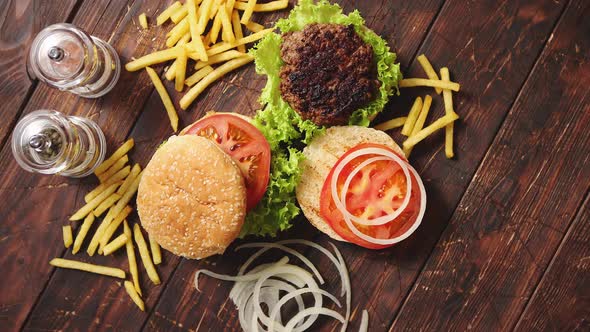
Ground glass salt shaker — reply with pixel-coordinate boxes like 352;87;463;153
11;110;107;178
28;23;121;98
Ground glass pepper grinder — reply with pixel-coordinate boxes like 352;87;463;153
11;110;107;178
28;23;121;98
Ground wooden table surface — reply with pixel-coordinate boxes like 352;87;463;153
1;0;589;331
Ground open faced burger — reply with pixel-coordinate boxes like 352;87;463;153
245;0;403;237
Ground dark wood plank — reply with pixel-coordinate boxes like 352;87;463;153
391;0;590;330
515;194;590;331
18;1;284;331
307;0;566;330
148;0;571;330
0;0;179;330
0;0;80;150
0;0;86;330
141;1;447;331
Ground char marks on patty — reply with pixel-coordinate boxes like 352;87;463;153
280;23;380;126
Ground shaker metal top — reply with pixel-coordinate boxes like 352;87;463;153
28;23;96;89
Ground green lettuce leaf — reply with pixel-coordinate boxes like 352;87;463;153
241;0;401;237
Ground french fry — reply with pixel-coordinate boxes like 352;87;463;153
186;35;209;62
374;117;407;131
441;67;456;159
210;12;223;44
401;97;423;136
417;54;441;94
50;258;125;279
138;13;148;29
180;55;254;109
95;173;143;254
117;164;141;195
157;1;182;25
149;235;162;265
203;30;212;46
218;6;235;42
226;0;236;14
91;170;140;255
240;0;257;24
93;192;122;217
102;234;128;256
195;50;243;69
124;280;145;311
187;0;200;42
126;47;182;71
164;33;191;81
63;225;73;248
134;224;161;285
185;65;214;87
72;213;94;254
110;172;142;221
170;5;188;24
244;20;264;33
175;46;188;91
210;0;220;20
70;182;119;221
95;139;134;175
236;0;288;12
87;210;114;256
124;221;142;295
166;19;190;47
205;28;273;56
231;11;246;52
197;0;214;34
146;67;179;132
399;78;460;92
85;166;130;203
403;112;460;150
98;154;128;183
99;205;132;250
404;95;432;157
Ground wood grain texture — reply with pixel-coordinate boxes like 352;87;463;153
391;0;590;330
1;0;587;331
515;194;590;332
141;1;447;331
0;0;178;330
0;0;80;149
316;0;566;330
0;0;80;330
143;0;569;331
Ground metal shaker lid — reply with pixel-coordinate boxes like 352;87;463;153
28;23;96;89
11;110;73;174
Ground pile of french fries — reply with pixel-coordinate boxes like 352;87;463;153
375;54;461;158
126;0;289;132
51;139;161;311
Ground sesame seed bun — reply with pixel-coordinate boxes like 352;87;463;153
137;135;247;259
296;126;404;242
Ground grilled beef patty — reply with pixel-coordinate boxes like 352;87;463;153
279;23;380;126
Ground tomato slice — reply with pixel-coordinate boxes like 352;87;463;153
320;143;423;249
183;114;271;211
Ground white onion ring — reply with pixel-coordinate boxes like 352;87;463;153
359;310;369;332
341;164;426;245
195;257;289;291
195;240;369;331
237;242;325;284
284;307;346;331
267;287;342;332
329;243;351;332
278;239;347;296
330;147;413;227
340;156;397;225
251;264;321;332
